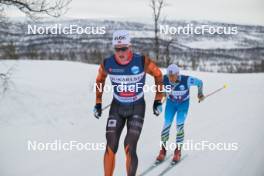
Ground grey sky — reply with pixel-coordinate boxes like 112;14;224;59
7;0;264;25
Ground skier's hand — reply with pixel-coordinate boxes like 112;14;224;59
153;100;162;116
93;103;102;119
198;94;205;103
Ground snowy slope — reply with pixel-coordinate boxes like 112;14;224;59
0;60;264;176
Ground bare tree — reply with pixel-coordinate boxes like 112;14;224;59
0;64;15;95
0;0;71;94
191;57;199;71
159;20;175;67
164;38;174;66
2;41;18;59
149;0;166;62
0;0;71;19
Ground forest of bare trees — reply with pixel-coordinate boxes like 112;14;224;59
0;0;263;74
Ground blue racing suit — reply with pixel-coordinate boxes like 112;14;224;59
161;74;203;146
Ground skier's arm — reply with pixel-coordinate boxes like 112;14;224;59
95;63;107;104
144;56;163;101
162;75;170;100
187;76;204;96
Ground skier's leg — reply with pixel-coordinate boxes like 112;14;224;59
124;102;145;176
156;99;177;162
161;99;177;146
173;101;189;162
176;123;184;145
104;102;126;176
176;101;189;146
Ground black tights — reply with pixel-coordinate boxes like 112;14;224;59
104;100;145;176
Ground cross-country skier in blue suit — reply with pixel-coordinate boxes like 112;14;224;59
156;64;205;163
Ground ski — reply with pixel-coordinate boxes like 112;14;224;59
157;154;188;176
138;153;173;176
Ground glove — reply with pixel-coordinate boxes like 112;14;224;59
198;93;205;102
93;103;102;119
153;100;162;116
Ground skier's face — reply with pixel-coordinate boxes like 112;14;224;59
114;44;132;64
168;74;178;83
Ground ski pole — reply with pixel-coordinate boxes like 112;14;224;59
199;84;228;103
102;103;111;112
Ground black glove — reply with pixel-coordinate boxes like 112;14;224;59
93;103;102;119
153;100;162;116
198;93;205;102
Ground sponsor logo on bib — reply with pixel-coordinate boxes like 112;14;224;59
131;66;140;74
179;85;185;90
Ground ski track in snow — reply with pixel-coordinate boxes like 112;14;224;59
0;60;264;176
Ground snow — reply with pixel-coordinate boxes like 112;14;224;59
184;40;240;49
0;60;264;176
130;30;154;38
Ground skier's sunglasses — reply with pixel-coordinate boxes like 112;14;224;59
114;47;129;52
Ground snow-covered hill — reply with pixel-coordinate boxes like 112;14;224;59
1;19;264;72
0;60;263;176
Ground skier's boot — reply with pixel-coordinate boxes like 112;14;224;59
156;145;167;163
172;146;181;163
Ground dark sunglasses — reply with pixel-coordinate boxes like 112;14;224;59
114;47;129;52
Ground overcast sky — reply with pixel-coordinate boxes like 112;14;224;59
7;0;264;25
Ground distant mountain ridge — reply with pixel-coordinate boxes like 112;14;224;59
0;19;264;72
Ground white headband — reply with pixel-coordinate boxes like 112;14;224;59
167;64;180;75
112;30;131;46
